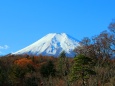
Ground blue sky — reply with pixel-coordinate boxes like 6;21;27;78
0;0;115;55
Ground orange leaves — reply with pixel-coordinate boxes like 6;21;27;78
14;55;56;70
14;58;34;68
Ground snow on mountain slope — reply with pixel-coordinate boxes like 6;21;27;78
13;33;79;57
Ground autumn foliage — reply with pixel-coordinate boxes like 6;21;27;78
14;58;34;68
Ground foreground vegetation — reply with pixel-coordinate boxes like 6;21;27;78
0;22;115;86
0;53;115;86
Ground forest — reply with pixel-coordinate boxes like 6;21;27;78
0;22;115;86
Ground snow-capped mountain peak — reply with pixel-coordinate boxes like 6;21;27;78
13;33;79;57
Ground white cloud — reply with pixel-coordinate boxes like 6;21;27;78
0;45;9;55
0;45;9;49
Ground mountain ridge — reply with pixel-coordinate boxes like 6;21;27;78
13;33;79;57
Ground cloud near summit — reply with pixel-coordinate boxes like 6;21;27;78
0;45;9;50
0;45;9;55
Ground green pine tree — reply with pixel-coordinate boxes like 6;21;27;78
58;51;69;76
70;54;96;86
40;60;56;78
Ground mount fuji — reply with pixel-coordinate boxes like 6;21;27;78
13;33;80;57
